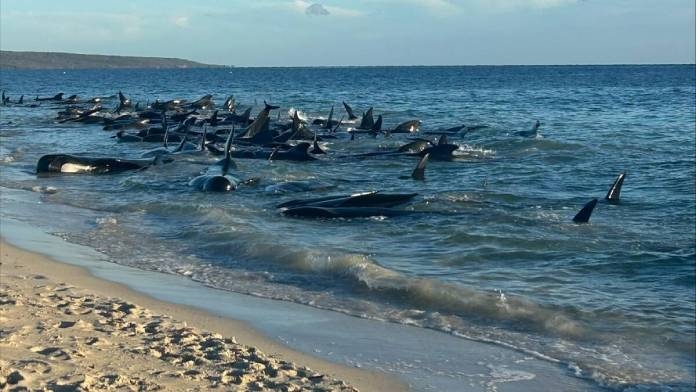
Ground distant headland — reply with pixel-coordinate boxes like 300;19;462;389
0;51;223;70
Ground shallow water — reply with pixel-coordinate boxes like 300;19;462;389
1;65;694;391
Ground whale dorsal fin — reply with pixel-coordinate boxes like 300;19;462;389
572;198;598;223
437;134;448;146
200;125;208;150
332;116;343;133
292;111;301;133
605;172;626;204
412;153;429;181
359;107;374;129
210;110;218;127
225;125;235;160
326;105;334;128
372;114;383;132
343;101;358;120
173;130;188;153
161;111;169;148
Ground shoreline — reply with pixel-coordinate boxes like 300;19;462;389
0;240;405;391
0;194;605;392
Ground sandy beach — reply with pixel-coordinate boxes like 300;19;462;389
0;241;405;391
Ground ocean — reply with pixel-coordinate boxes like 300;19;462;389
1;65;694;391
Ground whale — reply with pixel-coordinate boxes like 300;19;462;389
605;172;626;204
572;198;598;223
115;91;132;113
281;206;414;219
223;107;252;125
58;104;103;123
223;95;236;112
113;130;143;143
35;92;64;102
237;102;278;144
357;107;374;130
277;191;417;209
36;154;161;174
269;142;317;161
186;94;214;110
386;119;421;134
410;153;430;181
342;101;359;121
414;134;459;160
514;120;540;138
310;137;326;155
311;105;340;129
188;174;239;192
275;111;316;142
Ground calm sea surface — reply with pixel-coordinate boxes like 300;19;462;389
1;65;694;390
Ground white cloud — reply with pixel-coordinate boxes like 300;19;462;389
172;16;190;28
306;3;330;16
293;0;363;17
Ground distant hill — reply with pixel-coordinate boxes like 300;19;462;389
0;51;222;70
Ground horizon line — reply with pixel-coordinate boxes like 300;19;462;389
1;50;693;69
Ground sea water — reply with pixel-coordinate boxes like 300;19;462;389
0;65;694;391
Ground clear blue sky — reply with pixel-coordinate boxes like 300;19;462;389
1;0;694;66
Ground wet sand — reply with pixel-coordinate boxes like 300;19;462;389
0;241;405;391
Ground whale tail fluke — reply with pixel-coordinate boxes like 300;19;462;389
325;105;334;129
573;198;598;223
605;172;626;204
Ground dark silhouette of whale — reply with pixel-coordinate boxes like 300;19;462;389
189;130;241;192
36;154;161;174
411;153;429;181
572;198;598;223
35;93;64;102
514;120;541;138
342;101;359;120
605;172;626;204
269;142;317;161
277;191;417;209
281;206;413;218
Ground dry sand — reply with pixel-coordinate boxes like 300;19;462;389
0;241;405;391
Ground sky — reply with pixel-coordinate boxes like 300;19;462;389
1;0;694;66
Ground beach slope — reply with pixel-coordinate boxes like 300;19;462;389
0;242;404;391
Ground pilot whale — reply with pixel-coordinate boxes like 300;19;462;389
605;172;626;204
277;191;417;209
36;154;162;174
189;128;243;192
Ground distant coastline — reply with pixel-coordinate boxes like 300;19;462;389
0;51;223;70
